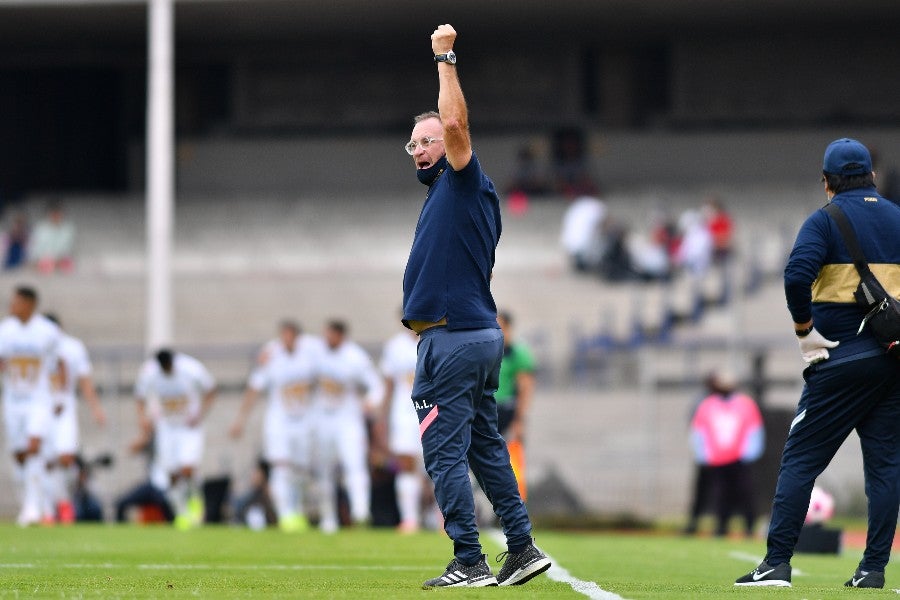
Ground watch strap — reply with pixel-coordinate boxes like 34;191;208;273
795;325;814;337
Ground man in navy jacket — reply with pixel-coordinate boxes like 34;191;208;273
736;139;900;589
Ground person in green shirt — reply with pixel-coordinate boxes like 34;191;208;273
496;311;536;500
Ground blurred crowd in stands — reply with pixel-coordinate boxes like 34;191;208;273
1;201;76;274
559;192;734;286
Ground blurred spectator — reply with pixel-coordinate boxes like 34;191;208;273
506;145;549;197
3;211;29;270
31;202;75;274
628;211;672;282
702;195;734;263
683;372;719;535
114;461;174;523
551;127;597;196
649;207;681;264
673;208;714;319
72;454;110;522
702;196;736;305
688;369;764;537
674;209;713;276
560;195;606;273
597;217;632;282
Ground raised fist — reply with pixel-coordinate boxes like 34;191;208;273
431;24;457;55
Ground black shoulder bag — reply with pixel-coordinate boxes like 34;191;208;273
823;202;900;358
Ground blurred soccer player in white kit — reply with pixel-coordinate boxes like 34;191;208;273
134;349;216;529
0;286;64;526
43;313;106;523
379;326;427;532
230;320;322;532
313;320;384;532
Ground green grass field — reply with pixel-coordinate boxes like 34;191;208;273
0;524;893;598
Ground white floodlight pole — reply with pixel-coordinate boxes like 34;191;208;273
145;0;175;352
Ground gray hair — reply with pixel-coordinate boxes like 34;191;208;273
413;111;441;124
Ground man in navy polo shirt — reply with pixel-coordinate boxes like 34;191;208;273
735;138;900;589
403;24;550;590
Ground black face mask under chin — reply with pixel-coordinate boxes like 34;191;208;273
417;156;448;187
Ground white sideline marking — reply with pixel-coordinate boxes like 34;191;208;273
0;563;422;571
546;562;626;600
488;530;625;600
728;551;805;576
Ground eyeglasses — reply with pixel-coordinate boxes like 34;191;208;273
405;137;443;155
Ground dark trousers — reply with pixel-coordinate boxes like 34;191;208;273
413;326;532;565
684;465;712;532
766;354;900;571
709;461;755;536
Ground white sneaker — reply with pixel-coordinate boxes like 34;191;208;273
423;555;498;589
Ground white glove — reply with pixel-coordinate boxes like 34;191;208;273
797;327;840;364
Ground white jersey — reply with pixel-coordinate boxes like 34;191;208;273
49;334;92;414
380;332;418;427
314;340;384;413
257;334;325;364
135;353;215;425
0;314;61;406
249;337;321;420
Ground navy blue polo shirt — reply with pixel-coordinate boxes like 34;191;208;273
403;152;502;331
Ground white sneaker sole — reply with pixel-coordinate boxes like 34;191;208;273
734;580;791;587
499;557;552;586
422;576;498;589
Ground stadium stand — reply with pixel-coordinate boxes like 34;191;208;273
0;180;872;522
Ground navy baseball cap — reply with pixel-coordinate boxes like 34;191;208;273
823;138;872;175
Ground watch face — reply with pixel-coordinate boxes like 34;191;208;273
446;51;457;64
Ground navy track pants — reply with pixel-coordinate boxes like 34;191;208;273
766;354;900;571
412;326;532;565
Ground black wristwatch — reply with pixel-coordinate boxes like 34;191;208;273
434;51;457;65
794;325;814;337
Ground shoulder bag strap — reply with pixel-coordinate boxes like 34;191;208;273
822;202;873;278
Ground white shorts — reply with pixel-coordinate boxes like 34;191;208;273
390;403;423;457
3;399;52;453
155;421;204;474
313;405;366;475
45;408;79;458
263;410;312;466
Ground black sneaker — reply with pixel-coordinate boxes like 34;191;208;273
844;568;885;589
422;555;498;589
734;560;791;587
496;542;552;586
